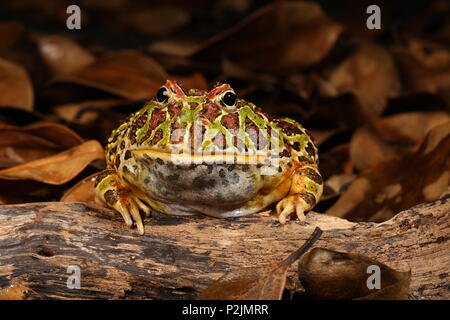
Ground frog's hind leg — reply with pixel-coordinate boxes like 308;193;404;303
276;163;323;224
94;169;151;234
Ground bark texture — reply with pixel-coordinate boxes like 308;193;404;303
0;192;448;299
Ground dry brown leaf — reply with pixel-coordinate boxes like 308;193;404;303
0;140;104;185
326;42;401;115
61;172;97;202
349;127;400;171
52;99;129;123
0;57;33;110
170;73;208;91
117;5;189;36
197;227;322;300
36;35;96;75
319;143;352;181
326;122;450;221
393;40;450;94
0;122;84;168
350;111;450;170
50;50;168;101
298;248;411;300
192;1;343;72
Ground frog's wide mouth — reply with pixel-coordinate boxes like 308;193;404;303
131;148;278;166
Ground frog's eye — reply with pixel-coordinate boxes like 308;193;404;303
221;90;236;110
157;87;169;103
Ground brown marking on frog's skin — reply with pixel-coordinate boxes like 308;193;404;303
245;118;262;147
95;169;115;187
298;155;313;163
120;140;125;150
124;150;132;160
237;100;248;109
149;109;166;130
104;189;118;206
255;107;270;119
280;149;292;158
274;119;303;136
115;154;121;168
305;142;316;158
129;113;148;144
202;102;220;122
192;176;217;190
139;110;166;143
165;80;186;99
171;127;184;144
123;165;133;176
295;191;317;207
168;102;181;120
110;146;117;156
221;113;239;130
207;83;231;100
299;167;323;185
189;89;207;96
291;141;301;152
152;129;163;144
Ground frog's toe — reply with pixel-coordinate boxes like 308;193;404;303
276;195;308;224
134;197;152;217
128;198;145;235
95;170;148;234
115;200;134;227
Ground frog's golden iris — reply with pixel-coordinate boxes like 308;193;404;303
95;80;323;234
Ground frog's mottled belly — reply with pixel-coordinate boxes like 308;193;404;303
125;155;281;216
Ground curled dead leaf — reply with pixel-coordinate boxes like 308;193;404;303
170;73;208;91
61;172;97;202
350;112;450;170
0;122;84;168
327;122;450;221
326;42;401;115
0;140;104;185
117;5;190;36
393;40;450;94
193;1;343;72
0;57;33;110
50;50;168;101
197;227;322;300
52;99;129;123
298;248;411;299
37;35;96;75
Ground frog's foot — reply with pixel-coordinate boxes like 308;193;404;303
276;194;309;224
276;163;323;224
94;169;151;235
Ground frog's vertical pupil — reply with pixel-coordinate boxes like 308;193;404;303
157;87;169;103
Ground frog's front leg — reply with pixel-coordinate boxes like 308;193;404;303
276;163;323;224
94;169;151;234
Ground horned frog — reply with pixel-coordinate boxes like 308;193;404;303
95;80;323;234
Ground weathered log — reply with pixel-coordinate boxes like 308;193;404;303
0;191;448;299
